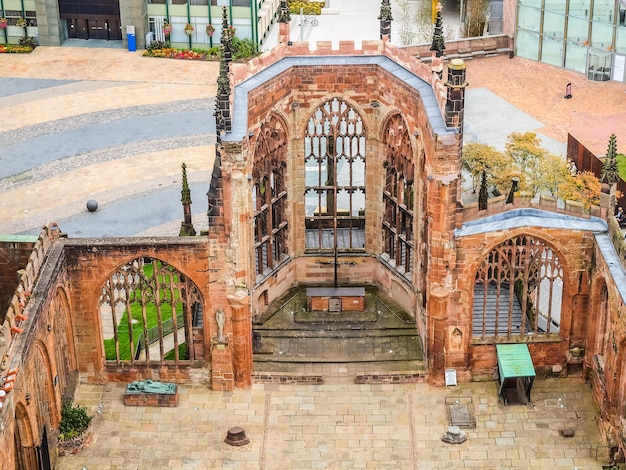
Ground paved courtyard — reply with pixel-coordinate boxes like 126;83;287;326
57;378;607;470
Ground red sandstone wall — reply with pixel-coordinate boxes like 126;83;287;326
0;239;35;323
451;226;595;381
61;238;210;383
587;241;626;454
239;62;460;333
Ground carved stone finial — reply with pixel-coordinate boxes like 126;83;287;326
430;2;446;58
378;0;392;40
220;7;233;65
179;162;196;236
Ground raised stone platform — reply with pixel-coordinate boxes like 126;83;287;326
123;380;179;407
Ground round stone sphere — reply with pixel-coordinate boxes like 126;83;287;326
86;200;99;212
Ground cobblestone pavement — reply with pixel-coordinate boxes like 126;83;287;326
57;377;607;470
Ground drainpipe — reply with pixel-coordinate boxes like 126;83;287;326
20;0;25;38
229;0;233;35
251;0;258;48
208;1;213;48
187;1;192;49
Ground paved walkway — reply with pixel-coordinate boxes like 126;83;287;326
57;377;607;469
0;47;217;237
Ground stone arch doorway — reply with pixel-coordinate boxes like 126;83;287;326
14;403;39;470
99;257;204;365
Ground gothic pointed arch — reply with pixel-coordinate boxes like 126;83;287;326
382;113;415;275
51;286;77;400
14;403;37;470
589;278;609;370
99;257;203;365
33;341;60;429
304;97;366;251
252;113;289;279
472;234;564;340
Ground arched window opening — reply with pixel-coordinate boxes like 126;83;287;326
100;258;202;364
253;115;288;277
382;114;414;274
304;98;366;251
472;235;563;340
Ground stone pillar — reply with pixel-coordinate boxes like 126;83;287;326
445;59;469;141
428;285;449;385
211;340;234;391
35;0;63;46
229;296;252;388
119;0;148;50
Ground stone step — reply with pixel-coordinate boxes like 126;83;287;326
253;328;418;338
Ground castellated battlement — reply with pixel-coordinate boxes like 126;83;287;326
231;37;449;126
460;193;605;224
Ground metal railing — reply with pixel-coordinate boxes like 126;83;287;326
135;312;184;359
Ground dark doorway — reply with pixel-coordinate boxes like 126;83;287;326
35;427;51;470
59;0;121;41
66;17;121;40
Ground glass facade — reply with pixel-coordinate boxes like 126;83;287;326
516;0;626;82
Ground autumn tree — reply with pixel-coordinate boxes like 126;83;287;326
557;171;602;211
462;131;601;211
461;142;516;194
534;153;570;198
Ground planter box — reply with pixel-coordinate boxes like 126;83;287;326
58;425;93;456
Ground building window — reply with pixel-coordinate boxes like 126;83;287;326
100;258;202;364
382;114;414;275
253;114;288;277
472;235;563;340
304;98;366;251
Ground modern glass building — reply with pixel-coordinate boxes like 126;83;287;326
0;0;277;49
516;0;626;82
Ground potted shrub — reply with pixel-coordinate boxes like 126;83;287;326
57;401;94;456
206;24;215;37
184;23;194;36
16;18;27;28
0;18;8;29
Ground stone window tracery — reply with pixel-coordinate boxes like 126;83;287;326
100;257;202;364
382;114;414;274
304;98;366;251
252;115;288;277
472;235;563;340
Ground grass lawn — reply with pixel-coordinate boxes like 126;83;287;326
104;261;184;360
104;302;181;360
